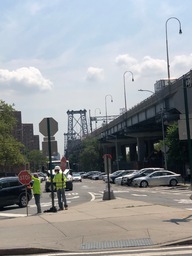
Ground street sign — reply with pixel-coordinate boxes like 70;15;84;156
39;117;58;136
60;156;67;171
18;170;32;185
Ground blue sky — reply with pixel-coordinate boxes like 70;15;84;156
0;0;192;155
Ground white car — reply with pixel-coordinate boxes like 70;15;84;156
115;170;137;185
72;173;82;182
132;170;181;187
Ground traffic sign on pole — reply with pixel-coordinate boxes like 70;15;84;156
18;170;32;185
39;117;58;136
61;156;67;171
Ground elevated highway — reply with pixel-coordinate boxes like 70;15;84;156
88;70;192;170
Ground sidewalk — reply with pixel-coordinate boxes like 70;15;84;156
1;195;192;255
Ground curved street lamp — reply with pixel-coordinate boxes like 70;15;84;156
165;17;182;84
105;94;113;125
123;71;134;112
138;89;168;169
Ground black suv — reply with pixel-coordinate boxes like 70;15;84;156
0;177;32;208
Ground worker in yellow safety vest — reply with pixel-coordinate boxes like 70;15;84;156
31;173;42;214
53;166;68;210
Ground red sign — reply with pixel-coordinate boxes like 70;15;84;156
18;170;32;185
60;156;67;171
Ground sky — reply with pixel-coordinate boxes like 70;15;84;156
0;0;192;156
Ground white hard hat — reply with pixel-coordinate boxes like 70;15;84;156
54;166;60;171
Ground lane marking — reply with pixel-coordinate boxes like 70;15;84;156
0;213;27;218
131;194;147;197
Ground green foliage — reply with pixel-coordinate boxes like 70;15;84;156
166;122;188;164
0;100;25;172
28;150;47;172
79;138;102;172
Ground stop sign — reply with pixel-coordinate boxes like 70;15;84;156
60;156;67;171
18;170;32;185
39;117;58;136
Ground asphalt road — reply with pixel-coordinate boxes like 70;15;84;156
0;179;192;219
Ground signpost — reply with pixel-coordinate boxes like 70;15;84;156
18;170;32;216
102;154;115;200
39;117;58;212
60;156;67;171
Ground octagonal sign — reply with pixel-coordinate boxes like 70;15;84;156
39;117;58;136
18;170;32;185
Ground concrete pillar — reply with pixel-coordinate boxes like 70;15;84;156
121;145;126;161
137;138;146;162
129;144;137;161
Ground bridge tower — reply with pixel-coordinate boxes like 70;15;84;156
64;109;88;157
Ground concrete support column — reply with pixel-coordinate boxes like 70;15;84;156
129;144;137;161
146;140;154;158
120;145;126;161
137;138;146;162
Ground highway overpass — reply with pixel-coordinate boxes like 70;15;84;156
87;70;192;171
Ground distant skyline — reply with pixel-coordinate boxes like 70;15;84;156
0;0;192;155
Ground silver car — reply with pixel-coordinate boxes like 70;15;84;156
132;170;181;188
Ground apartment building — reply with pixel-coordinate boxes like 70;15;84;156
13;111;40;151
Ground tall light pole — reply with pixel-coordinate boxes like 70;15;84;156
138;89;168;169
165;17;182;85
94;108;101;129
123;71;134;112
105;95;113;125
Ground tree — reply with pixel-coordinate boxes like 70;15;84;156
165;122;187;172
0;100;25;173
28;150;47;172
79;138;102;172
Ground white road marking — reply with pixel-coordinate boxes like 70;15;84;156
131;194;147;197
0;213;27;218
88;192;96;201
174;199;192;204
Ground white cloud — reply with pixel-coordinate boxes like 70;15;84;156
0;67;53;93
115;54;137;67
133;56;166;76
86;67;104;82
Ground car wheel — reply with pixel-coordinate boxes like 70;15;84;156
140;180;148;188
127;179;132;186
170;179;178;186
19;194;27;208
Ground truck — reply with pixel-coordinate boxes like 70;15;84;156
45;159;73;192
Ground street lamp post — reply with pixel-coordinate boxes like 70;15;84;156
123;71;134;112
165;17;182;84
105;95;113;125
182;77;192;189
94;108;101;129
138;89;168;169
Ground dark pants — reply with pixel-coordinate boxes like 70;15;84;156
57;188;68;210
34;194;41;213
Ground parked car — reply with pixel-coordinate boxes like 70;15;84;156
45;169;73;192
37;172;48;181
115;170;137;185
82;171;101;179
123;167;164;186
109;170;136;184
132;170;181;188
0;177;32;208
72;173;82;182
103;170;124;182
92;172;104;180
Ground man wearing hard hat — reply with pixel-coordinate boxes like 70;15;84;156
53;166;68;210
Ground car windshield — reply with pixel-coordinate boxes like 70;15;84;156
73;173;81;176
